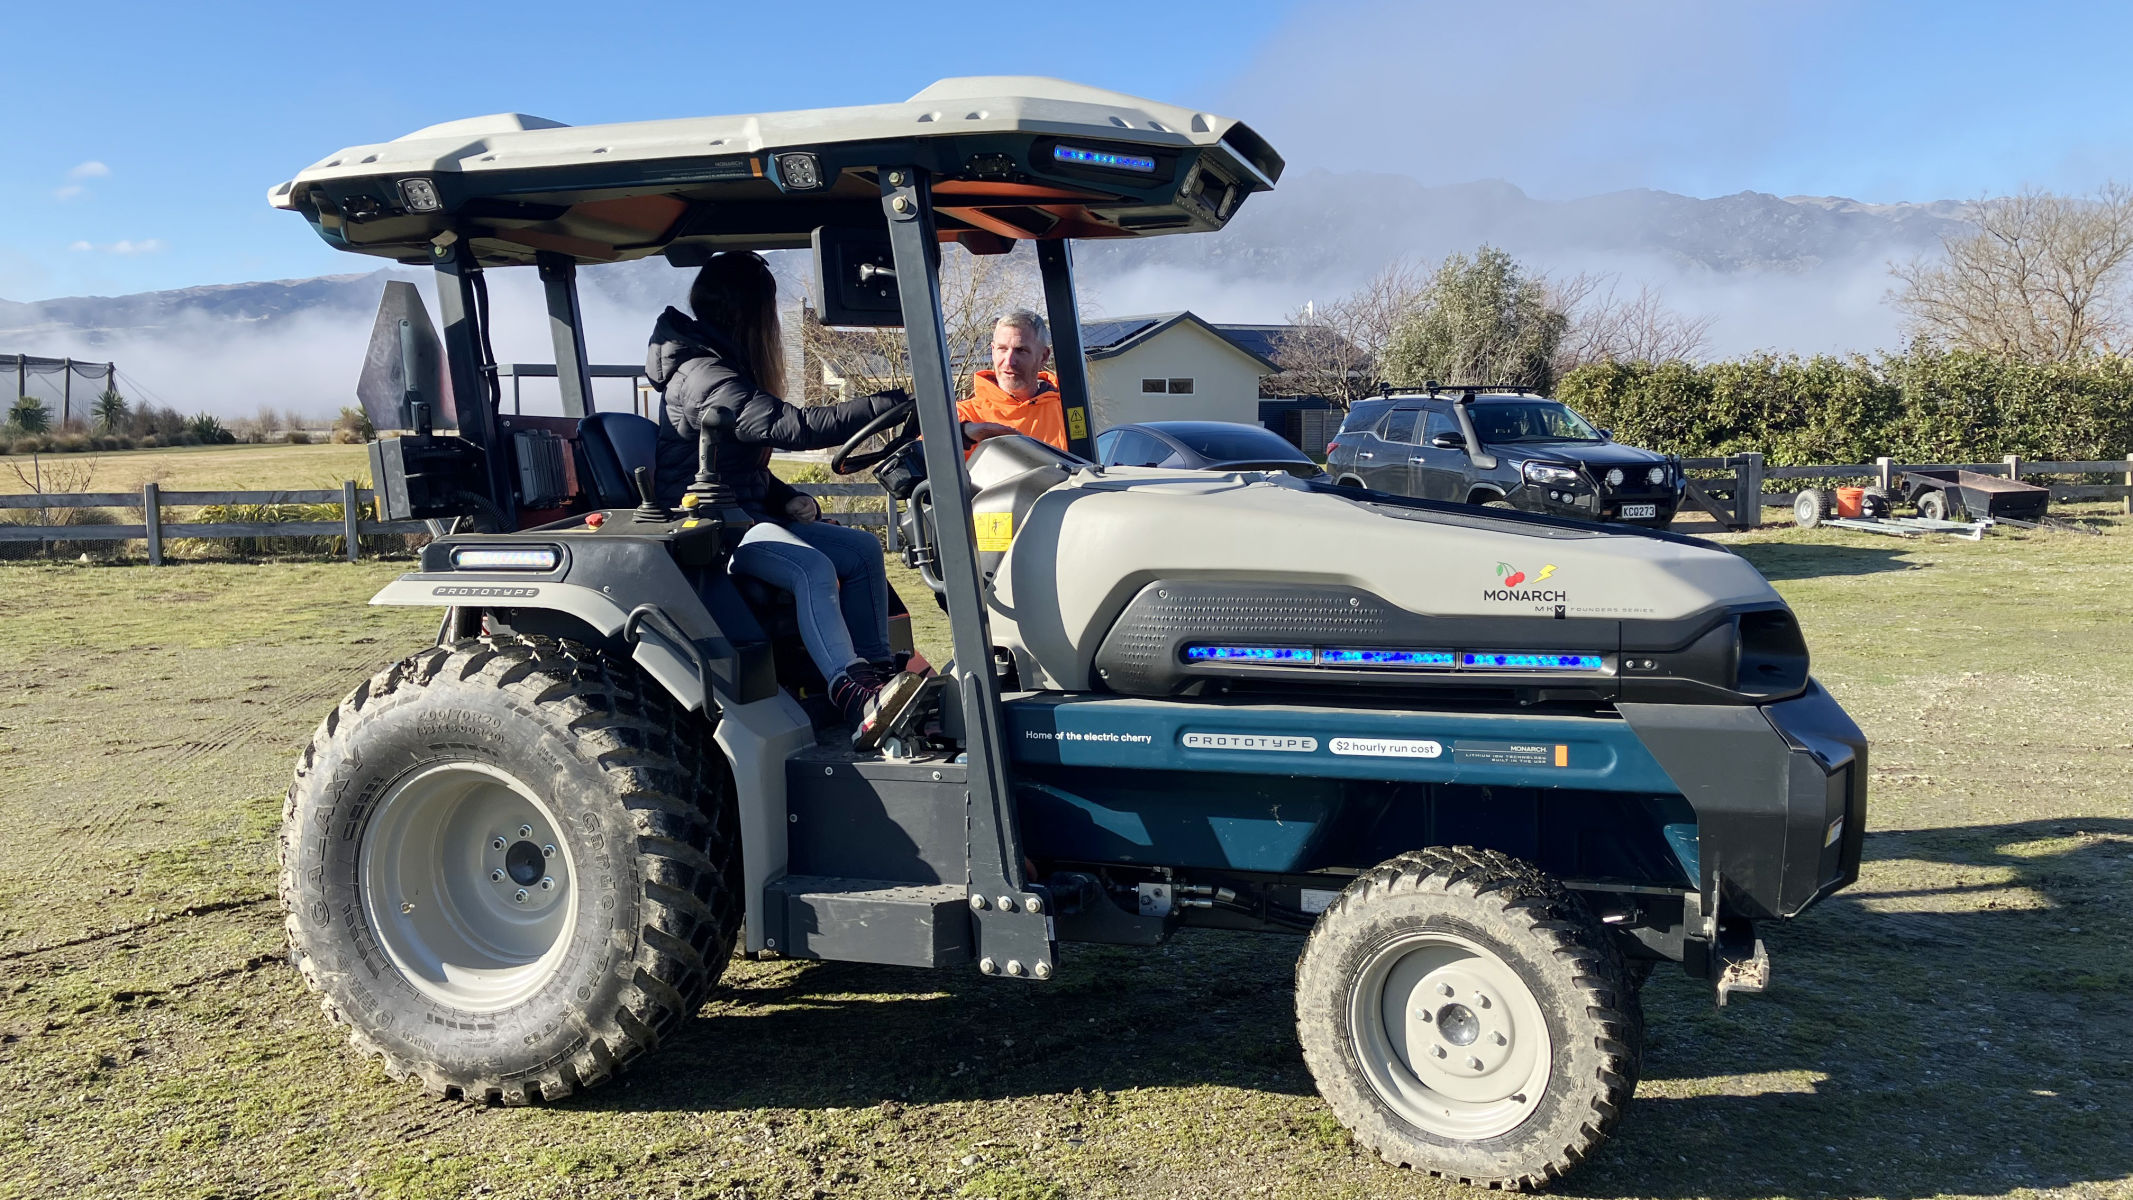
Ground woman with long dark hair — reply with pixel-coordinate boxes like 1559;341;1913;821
647;251;924;744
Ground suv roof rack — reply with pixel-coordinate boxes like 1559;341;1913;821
1375;381;1544;400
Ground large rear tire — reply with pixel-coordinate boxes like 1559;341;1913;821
1295;847;1642;1190
279;635;740;1104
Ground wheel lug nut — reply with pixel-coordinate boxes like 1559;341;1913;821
513;889;528;904
491;837;507;851
1437;983;1455;997
1417;1009;1433;1023
1467;1057;1484;1070
518;825;533;839
539;877;555;891
1475;992;1491;1008
542;844;556;859
1491;1032;1507;1046
1431;1045;1447;1059
490;869;506;883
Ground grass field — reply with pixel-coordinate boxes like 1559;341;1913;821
1;516;2129;1200
0;442;374;495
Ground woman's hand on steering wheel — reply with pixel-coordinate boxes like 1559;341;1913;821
829;397;919;476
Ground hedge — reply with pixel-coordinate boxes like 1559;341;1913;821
1556;349;2133;466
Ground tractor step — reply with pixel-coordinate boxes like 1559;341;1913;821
763;875;972;968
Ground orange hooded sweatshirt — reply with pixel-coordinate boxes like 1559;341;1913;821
957;370;1067;450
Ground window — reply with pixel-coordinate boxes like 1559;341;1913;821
1094;430;1121;462
1109;430;1170;467
1164;425;1310;464
1338;399;1393;433
1379;407;1419;443
1422;407;1461;443
1166;378;1195;394
1141;378;1166;394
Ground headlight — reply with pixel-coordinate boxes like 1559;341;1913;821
1605;467;1626;487
1647;466;1667;485
1522;461;1579;486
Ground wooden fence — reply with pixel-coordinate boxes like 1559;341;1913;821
0;481;892;564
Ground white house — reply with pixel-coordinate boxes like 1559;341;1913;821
1079;312;1281;431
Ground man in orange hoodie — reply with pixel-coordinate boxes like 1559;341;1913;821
959;310;1068;450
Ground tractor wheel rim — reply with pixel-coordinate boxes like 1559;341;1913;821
1795;493;1818;522
1348;928;1554;1141
358;760;578;1013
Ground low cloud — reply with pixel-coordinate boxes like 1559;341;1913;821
54;161;110;202
69;239;166;255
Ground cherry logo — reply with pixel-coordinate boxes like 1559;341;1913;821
1496;562;1526;588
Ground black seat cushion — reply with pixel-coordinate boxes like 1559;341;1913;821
579;412;664;507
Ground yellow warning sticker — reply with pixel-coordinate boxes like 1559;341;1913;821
973;511;1014;552
682;519;702;529
1066;406;1089;440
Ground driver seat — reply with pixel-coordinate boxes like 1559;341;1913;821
578;411;663;506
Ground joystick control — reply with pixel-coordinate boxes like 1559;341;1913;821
631;466;670;523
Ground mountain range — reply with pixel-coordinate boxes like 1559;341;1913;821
0;176;1970;413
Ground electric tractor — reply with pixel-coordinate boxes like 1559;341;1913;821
269;78;1866;1190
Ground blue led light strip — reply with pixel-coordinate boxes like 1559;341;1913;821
1054;145;1157;173
1460;652;1605;671
1183;645;1314;663
1317;647;1456;668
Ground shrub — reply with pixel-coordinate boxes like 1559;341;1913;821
189;413;234;444
285;429;314;445
335;405;376;443
9;396;51;434
94;387;129;433
1556;347;2133;466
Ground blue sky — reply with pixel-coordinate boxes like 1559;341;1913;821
5;0;2132;302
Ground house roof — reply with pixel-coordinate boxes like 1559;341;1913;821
1076;311;1283;373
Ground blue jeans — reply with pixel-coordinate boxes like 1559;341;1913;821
728;520;891;681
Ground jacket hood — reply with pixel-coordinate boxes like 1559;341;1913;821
646;306;744;390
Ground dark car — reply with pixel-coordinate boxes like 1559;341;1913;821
1094;420;1328;481
1324;391;1683;526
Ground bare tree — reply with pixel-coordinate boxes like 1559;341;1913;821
1892;184;2133;362
1551;272;1713;372
1267;260;1428;405
800;244;1047;403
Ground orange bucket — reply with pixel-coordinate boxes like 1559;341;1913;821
1835;486;1866;518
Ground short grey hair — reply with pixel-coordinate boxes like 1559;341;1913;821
994;309;1050;348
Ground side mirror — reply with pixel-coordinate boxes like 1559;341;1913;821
355;280;451;434
810;225;904;327
1599;427;1615;440
1430;431;1467;450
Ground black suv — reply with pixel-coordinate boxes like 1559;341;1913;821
1325;390;1683;527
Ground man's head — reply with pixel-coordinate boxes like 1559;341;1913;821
990;310;1052;399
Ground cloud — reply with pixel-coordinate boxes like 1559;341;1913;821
54;162;111;202
69;238;166;255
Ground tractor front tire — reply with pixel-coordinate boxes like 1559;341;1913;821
280;635;740;1104
1295;847;1643;1190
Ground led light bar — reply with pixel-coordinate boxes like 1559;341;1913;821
1183;645;1313;663
1461;652;1604;671
1054;145;1156;173
1317;648;1456;668
451;547;560;571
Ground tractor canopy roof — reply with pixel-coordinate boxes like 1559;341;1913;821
269;76;1283;269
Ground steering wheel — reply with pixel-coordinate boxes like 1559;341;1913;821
830;397;920;476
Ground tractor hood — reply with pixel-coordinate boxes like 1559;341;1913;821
977;464;1802;704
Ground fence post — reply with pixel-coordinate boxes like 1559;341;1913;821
143;482;163;566
1735;452;1765;528
2003;453;2022;481
885;493;901;553
1875;456;1893;493
342;480;361;563
2125;454;2132;516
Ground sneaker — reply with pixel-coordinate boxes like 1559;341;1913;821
831;662;931;750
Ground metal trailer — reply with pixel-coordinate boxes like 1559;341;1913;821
266;77;1867;1191
1902;468;2051;523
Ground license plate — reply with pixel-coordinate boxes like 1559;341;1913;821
1621;503;1657;519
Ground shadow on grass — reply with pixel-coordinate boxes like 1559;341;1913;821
1735;541;1918;581
588;819;2132;1200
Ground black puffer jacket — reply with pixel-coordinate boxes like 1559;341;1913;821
646;307;903;516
